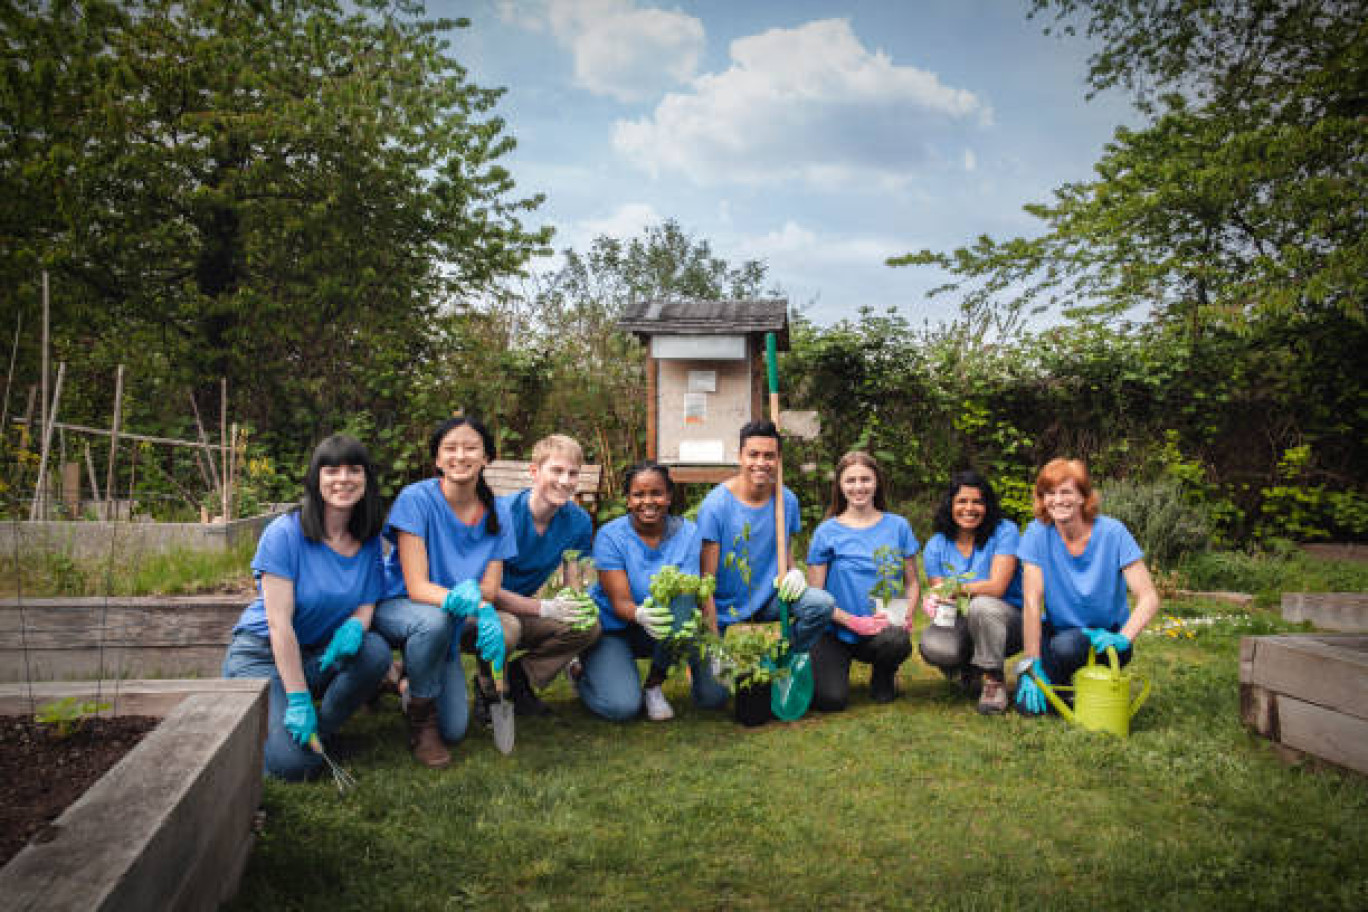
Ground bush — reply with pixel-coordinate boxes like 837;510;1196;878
1099;477;1211;571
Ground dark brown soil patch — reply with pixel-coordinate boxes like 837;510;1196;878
0;714;160;867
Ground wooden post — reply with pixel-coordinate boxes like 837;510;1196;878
220;378;228;522
40;272;49;466
105;365;123;522
21;385;36;443
645;351;659;462
30;362;65;521
227;422;240;520
188;391;221;494
84;443;101;507
1;304;20;437
61;461;80;518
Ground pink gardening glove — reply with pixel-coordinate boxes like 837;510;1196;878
844;613;891;637
922;595;942;619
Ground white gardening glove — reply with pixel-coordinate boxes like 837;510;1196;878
776;568;808;602
538;595;581;623
634;598;673;639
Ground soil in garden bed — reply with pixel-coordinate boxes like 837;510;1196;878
0;714;159;867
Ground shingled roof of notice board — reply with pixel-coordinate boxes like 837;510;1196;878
618;298;790;347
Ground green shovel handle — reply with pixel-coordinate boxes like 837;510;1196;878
765;333;779;395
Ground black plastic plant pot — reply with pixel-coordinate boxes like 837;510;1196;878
734;677;773;727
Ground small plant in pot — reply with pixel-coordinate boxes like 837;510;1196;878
714;626;787;727
922;564;974;628
869;545;909;625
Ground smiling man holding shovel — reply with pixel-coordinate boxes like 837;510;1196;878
699;419;835;708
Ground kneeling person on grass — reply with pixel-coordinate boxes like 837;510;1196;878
488;434;601;718
222;434;391;782
699;420;835;670
1013;459;1161;716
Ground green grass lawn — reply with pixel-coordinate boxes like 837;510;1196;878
227;604;1368;912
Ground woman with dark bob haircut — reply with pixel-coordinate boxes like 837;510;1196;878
372;415;517;767
917;470;1024;715
223;434;392;781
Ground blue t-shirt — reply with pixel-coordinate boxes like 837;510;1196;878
381;477;519;600
498;488;593;597
807;513;919;644
697;483;802;625
921;519;1024;609
590;516;701;633
233;512;385;647
1017;515;1143;630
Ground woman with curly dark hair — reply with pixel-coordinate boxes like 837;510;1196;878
917;470;1023;715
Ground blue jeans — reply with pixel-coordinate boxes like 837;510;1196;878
372;597;456;701
720;586;835;653
222;629;391;782
577;626;729;722
1041;624;1132;685
434;653;470;744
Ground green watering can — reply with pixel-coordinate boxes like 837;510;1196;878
1029;646;1151;738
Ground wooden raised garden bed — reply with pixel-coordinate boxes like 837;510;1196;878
0;596;242;682
1240;634;1368;775
0;678;267;911
1280;592;1368;633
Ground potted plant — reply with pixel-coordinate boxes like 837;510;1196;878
869;545;909;626
922;564;974;628
713;626;786;727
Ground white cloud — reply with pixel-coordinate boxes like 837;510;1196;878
575;201;662;241
963;148;978;172
501;0;704;102
738;220;905;268
613;18;991;186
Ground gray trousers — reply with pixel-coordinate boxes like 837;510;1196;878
917;595;1022;676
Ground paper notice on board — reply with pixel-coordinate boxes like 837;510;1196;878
684;392;707;424
687;370;717;393
680;439;726;462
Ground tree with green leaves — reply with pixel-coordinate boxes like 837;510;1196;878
2;0;549;465
891;0;1366;334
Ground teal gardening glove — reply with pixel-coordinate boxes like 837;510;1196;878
1083;627;1131;656
442;579;482;618
1014;659;1049;715
319;617;364;672
283;690;318;746
475;601;506;674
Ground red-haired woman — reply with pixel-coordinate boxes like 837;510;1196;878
1013;459;1161;715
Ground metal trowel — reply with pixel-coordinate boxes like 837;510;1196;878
490;665;515;754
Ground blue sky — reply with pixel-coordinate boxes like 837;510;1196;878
438;1;1135;326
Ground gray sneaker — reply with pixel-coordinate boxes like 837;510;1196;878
977;677;1008;715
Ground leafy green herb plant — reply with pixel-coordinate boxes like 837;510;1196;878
36;697;112;739
868;545;905;609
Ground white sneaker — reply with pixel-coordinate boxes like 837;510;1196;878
643;685;674;721
563;658;583;696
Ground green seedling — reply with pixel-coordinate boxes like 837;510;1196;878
930;564;976;613
720;522;753;622
714;625;789;688
869;545;906;606
35;696;111;738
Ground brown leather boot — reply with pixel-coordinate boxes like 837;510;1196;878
405;696;451;769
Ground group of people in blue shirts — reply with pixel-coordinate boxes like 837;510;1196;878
222;416;1160;780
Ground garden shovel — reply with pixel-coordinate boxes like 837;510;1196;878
764;332;815;721
490;665;515;755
